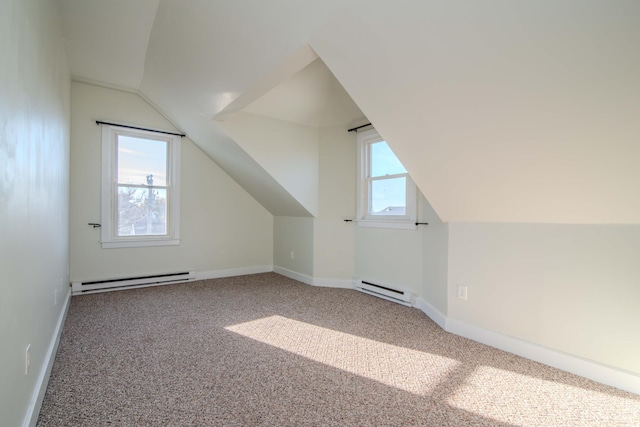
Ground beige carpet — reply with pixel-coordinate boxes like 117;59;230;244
38;273;640;426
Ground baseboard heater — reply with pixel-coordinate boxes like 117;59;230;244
72;271;196;295
355;280;412;306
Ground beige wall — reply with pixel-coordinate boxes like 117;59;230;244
218;112;319;217
421;200;449;315
271;123;438;292
313;126;356;281
448;222;640;374
0;0;70;425
270;122;442;297
273;216;314;277
355;217;425;295
69;82;273;282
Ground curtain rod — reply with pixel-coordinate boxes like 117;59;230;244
347;123;372;133
343;219;428;226
96;120;186;137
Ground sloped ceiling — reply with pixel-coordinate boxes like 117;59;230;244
59;0;159;90
215;57;366;218
242;59;366;128
58;0;640;224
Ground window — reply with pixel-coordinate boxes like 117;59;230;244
101;124;181;248
357;128;416;229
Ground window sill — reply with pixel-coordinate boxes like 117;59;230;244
356;220;417;230
101;238;180;249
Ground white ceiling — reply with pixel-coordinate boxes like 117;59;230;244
57;0;640;224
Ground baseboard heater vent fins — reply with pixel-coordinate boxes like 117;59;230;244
72;271;196;295
355;280;412;306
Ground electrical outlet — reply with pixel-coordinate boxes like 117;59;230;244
457;285;468;300
290;250;294;260
25;344;31;375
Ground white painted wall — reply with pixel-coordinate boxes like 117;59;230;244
421;200;449;316
69;82;273;282
272;123;436;294
448;222;640;374
273;216;314;277
355;220;424;295
0;1;70;425
218;112;319;217
313;126;356;281
330;122;440;294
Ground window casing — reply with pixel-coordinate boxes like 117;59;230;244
357;129;416;229
101;124;181;248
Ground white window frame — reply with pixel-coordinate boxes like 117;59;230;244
101;124;181;248
356;128;416;229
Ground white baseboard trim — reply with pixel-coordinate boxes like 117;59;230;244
272;266;313;286
414;301;640;396
23;287;71;427
414;297;447;330
312;277;354;289
272;266;355;290
195;265;273;281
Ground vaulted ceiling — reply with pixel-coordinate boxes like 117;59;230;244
58;0;640;223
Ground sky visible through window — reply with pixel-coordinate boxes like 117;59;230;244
370;141;407;214
117;135;167;186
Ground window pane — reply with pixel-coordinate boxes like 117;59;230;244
117;135;168;186
371;141;407;177
117;186;167;236
371;177;406;215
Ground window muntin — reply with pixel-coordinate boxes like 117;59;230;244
101;124;180;248
357;129;416;228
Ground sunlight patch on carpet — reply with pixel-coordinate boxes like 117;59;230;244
446;366;640;426
226;315;460;395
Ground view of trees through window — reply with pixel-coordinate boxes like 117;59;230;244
116;135;168;236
